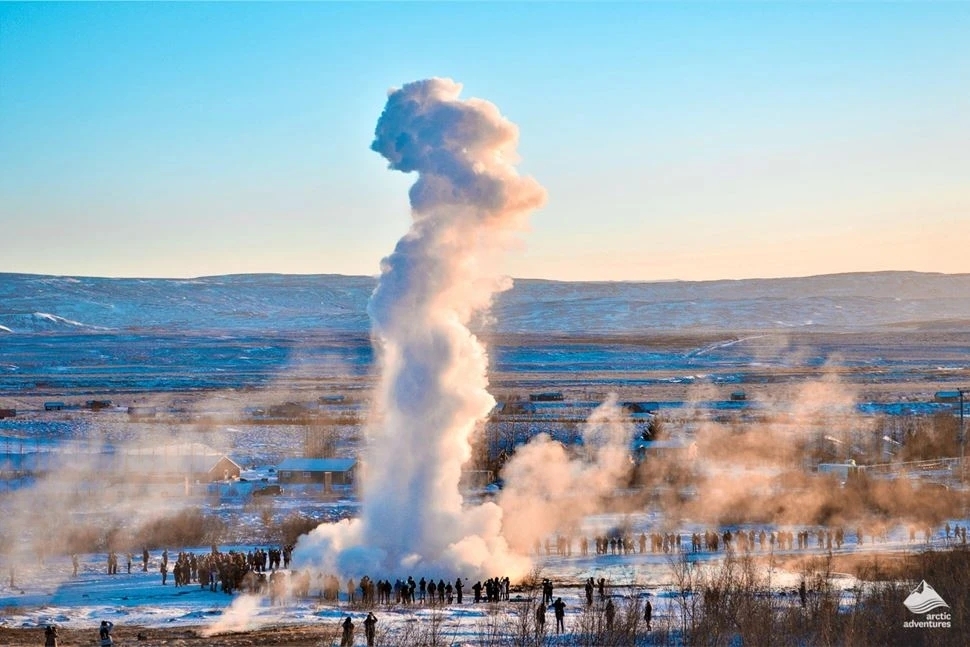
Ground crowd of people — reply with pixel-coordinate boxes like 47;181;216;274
97;543;521;610
94;544;300;595
76;521;963;611
48;521;958;644
536;522;967;558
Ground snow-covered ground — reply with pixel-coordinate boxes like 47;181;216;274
1;271;968;643
2;515;965;639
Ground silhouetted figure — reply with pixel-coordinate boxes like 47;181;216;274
44;624;58;647
799;579;807;608
605;598;615;631
644;598;652;631
99;620;114;647
585;578;594;606
340;616;354;647
71;554;79;577
364;612;377;647
535;602;546;634
552;597;566;633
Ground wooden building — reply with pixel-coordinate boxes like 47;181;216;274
277;457;356;490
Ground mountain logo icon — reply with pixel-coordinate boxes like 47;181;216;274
904;580;949;614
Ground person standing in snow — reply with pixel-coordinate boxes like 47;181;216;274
98;620;114;647
552;597;566;633
364;612;378;647
340;616;354;647
44;624;58;647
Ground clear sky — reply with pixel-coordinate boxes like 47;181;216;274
1;2;968;281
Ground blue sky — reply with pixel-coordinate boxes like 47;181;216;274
1;2;967;281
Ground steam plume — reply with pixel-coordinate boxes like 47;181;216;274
497;394;636;552
295;78;545;578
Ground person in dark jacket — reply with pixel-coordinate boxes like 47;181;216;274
552;597;566;633
99;620;114;647
340;616;354;647
364;612;377;647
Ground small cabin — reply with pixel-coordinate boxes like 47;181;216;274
817;461;864;482
277;457;356;491
497;400;535;415
0;408;15;419
730;391;747;401
530;392;564;402
935;390;962;403
44;402;66;411
115;443;241;482
631;437;694;464
460;469;496;491
623;402;660;414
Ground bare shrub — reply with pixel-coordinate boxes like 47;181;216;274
899;412;960;462
130;508;226;549
275;513;320;546
663;545;968;646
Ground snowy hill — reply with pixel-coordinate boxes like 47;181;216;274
1;271;969;335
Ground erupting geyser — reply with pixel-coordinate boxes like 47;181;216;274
293;78;546;578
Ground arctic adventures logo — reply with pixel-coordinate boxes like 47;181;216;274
903;580;951;629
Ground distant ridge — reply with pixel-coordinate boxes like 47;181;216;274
1;271;969;335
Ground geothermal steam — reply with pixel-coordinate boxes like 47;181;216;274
295;78;546;577
497;394;637;553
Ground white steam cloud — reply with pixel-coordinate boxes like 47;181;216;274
294;78;546;578
497;394;636;552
